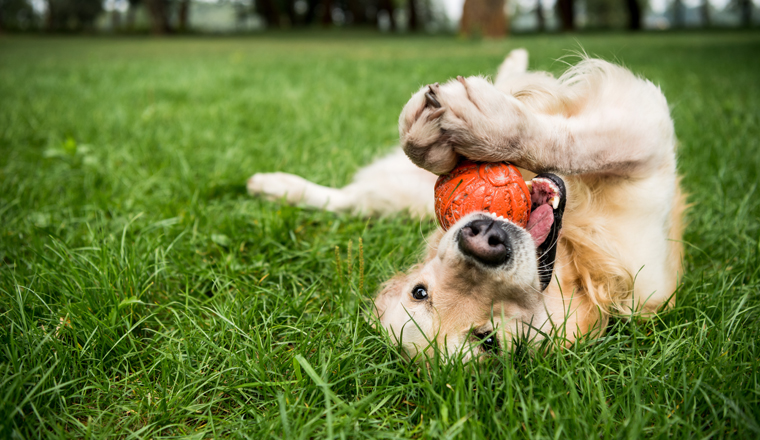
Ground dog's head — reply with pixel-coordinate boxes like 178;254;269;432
373;174;566;361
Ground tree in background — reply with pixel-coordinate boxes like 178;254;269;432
371;0;397;30
257;0;281;27
143;0;172;33
586;0;632;28
670;0;684;27
1;0;757;35
131;0;193;34
460;0;507;37
347;0;368;25
700;0;710;26
535;0;546;32
408;0;419;30
320;0;332;25
0;0;37;31
178;0;191;31
126;0;140;30
247;0;406;30
45;0;102;31
733;0;753;26
556;0;574;30
625;0;642;30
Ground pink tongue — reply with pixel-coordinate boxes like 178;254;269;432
527;204;554;246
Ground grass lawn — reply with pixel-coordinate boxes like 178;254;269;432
1;31;759;438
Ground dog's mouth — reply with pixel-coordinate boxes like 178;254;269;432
452;173;566;291
527;173;566;290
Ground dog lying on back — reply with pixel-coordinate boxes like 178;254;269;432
248;49;686;361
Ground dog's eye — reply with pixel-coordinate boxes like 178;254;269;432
411;284;428;300
475;332;499;353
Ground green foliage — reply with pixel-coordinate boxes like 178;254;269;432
46;0;103;31
0;0;37;30
583;0;629;29
0;32;759;438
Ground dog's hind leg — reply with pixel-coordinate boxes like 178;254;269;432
494;48;529;86
248;148;437;217
247;172;355;212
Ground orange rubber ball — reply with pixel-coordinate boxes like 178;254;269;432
434;161;531;231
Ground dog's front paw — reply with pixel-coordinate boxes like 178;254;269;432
399;76;527;173
398;83;459;175
247;172;310;203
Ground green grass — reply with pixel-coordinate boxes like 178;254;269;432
1;32;759;438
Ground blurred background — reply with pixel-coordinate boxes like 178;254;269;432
1;0;759;437
0;0;757;36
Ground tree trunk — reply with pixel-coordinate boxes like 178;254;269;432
701;0;710;26
408;0;419;31
378;0;396;30
45;0;55;31
348;0;367;25
126;7;135;30
320;0;333;25
739;0;751;27
304;0;321;25
536;0;545;32
258;0;281;27
556;0;574;31
625;0;641;30
178;0;190;32
284;0;298;26
111;9;122;31
460;0;508;37
672;0;684;27
145;0;172;34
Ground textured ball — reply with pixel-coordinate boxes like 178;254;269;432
434;161;531;231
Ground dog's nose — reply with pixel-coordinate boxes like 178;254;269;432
458;219;512;266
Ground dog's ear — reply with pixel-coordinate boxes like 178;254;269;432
371;273;408;324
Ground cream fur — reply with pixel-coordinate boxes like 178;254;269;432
248;50;685;361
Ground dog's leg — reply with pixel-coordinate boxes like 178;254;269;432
400;59;675;178
247;172;355;212
248;148;437;217
494;48;529;86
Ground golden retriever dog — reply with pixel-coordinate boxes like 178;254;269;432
248;49;686;361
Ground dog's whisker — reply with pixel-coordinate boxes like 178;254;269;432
418;217;429;245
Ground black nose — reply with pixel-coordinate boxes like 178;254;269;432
458;219;512;266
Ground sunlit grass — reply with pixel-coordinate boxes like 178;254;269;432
1;32;759;438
